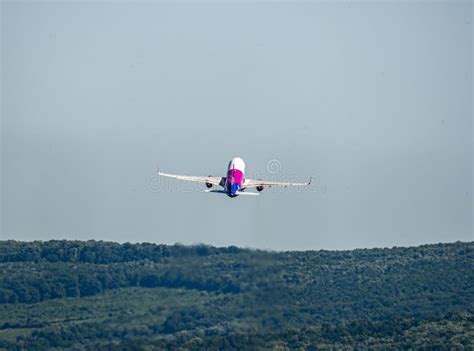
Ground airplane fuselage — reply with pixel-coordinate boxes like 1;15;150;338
225;157;246;197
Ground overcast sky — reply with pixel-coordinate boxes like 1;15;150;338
1;1;472;250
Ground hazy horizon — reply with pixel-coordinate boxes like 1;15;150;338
1;1;472;250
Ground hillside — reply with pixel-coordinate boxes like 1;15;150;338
0;240;473;350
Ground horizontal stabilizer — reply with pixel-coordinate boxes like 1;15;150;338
236;191;259;196
204;190;227;194
204;190;259;196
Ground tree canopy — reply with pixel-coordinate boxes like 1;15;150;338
0;240;472;349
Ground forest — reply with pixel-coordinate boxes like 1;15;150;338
0;240;473;350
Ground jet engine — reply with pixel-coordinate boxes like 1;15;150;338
256;185;264;192
206;176;213;189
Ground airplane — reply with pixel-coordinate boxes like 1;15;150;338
158;157;311;198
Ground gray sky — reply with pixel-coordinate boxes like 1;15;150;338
1;1;472;250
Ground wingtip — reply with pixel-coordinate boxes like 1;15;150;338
157;163;165;176
307;177;312;186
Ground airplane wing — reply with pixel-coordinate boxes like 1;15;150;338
243;177;312;188
158;172;224;186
